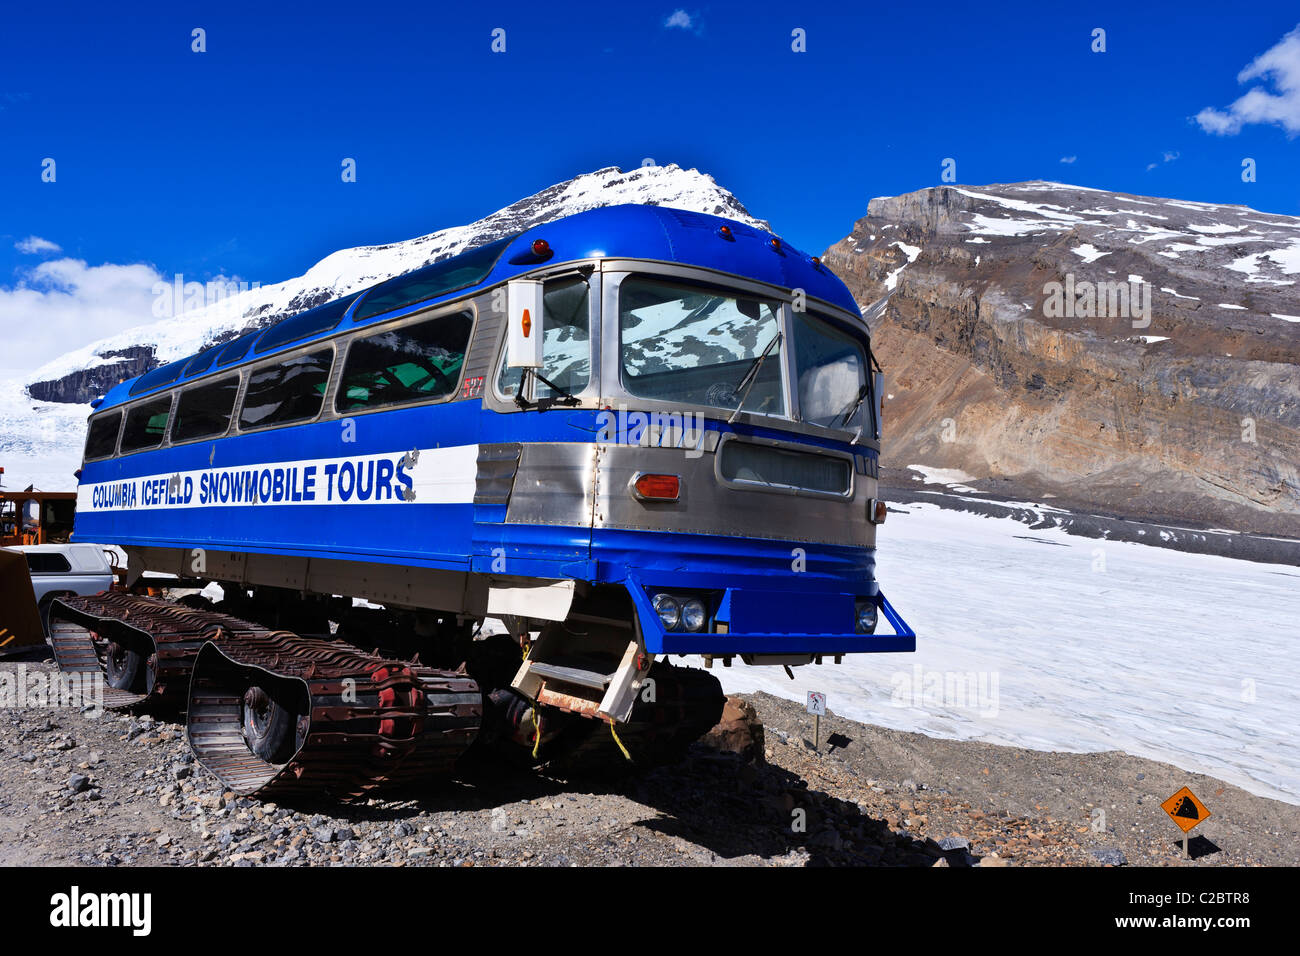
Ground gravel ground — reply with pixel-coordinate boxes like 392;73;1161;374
1;661;1295;867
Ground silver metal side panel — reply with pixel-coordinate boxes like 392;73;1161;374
502;442;597;527
589;443;877;548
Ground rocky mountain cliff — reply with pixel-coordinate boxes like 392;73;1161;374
25;164;766;404
825;182;1300;537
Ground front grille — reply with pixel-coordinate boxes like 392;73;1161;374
718;440;851;495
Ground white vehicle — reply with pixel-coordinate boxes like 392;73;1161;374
4;544;115;636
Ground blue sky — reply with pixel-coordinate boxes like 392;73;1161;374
1;1;1297;368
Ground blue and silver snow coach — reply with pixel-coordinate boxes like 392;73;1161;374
49;204;914;800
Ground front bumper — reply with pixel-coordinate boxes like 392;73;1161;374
627;578;916;656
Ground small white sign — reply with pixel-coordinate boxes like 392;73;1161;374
806;691;826;716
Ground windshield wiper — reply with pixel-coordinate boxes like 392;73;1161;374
515;369;581;412
837;382;870;428
838;346;884;436
727;331;782;423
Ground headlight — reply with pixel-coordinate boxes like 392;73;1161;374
855;599;878;634
681;599;707;632
652;593;680;630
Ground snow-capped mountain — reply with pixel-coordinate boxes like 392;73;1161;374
25;164;767;404
824;181;1300;540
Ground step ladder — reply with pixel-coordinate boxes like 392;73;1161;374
512;637;647;723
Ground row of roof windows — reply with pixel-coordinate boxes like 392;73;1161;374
126;235;516;398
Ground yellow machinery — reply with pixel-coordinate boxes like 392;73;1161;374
0;482;77;548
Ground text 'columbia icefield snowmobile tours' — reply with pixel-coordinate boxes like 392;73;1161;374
40;203;915;800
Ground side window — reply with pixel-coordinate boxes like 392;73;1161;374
792;313;868;429
336;312;473;412
353;236;514;321
215;329;260;367
26;552;71;573
173;375;240;442
239;349;332;430
497;278;591;400
256;292;361;355
119;396;173;453
84;411;122;461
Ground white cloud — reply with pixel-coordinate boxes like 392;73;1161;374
1146;150;1180;172
0;257;164;374
1059;155;1077;164
14;236;61;255
1196;24;1300;136
664;9;693;30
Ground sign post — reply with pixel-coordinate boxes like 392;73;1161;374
1160;786;1210;858
806;692;827;750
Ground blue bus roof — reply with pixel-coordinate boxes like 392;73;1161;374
96;204;860;411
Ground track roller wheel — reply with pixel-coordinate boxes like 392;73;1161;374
103;638;157;695
241;683;307;764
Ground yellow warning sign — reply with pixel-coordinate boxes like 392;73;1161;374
1161;786;1210;833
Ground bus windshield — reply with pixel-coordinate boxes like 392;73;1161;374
618;277;787;417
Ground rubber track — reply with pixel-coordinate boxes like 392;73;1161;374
188;627;480;801
49;592;262;710
50;592;480;801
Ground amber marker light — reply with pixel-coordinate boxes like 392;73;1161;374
633;474;680;501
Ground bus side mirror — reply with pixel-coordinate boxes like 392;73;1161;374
507;279;545;369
